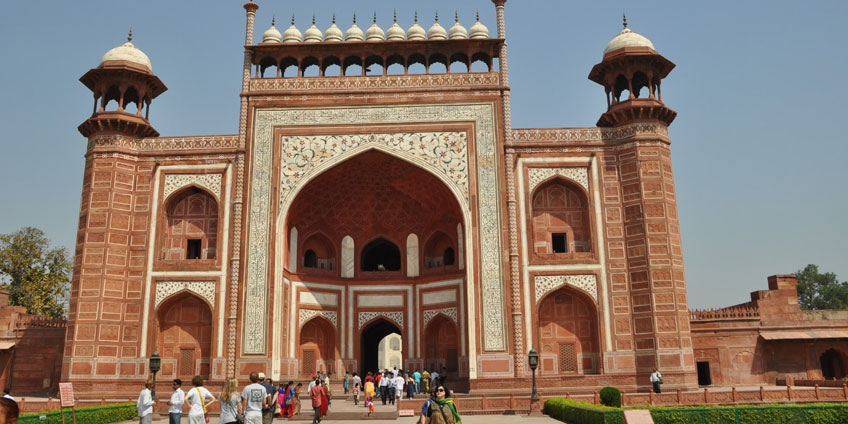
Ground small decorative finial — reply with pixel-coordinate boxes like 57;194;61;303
312;13;316;25
455;11;459;23
414;11;419;24
353;13;357;24
435;11;439;22
393;9;397;23
622;13;628;29
271;16;275;26
127;27;133;42
332;13;336;24
373;11;377;24
476;11;480;22
291;15;295;26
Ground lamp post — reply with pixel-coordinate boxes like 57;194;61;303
149;352;161;398
528;349;541;416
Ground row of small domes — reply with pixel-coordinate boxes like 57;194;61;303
262;12;489;43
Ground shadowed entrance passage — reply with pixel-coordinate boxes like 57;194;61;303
361;319;401;376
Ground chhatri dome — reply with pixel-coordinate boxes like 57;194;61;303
345;13;365;41
304;15;323;43
282;15;302;43
100;29;153;72
427;12;447;40
324;14;343;42
262;17;282;43
386;11;406;41
365;12;385;41
469;11;489;39
407;12;426;40
603;14;655;56
449;12;468;40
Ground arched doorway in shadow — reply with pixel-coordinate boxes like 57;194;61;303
537;286;600;375
424;315;458;373
361;319;401;376
156;293;213;379
821;348;846;380
300;317;336;378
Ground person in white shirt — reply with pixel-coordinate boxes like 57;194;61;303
393;374;405;403
2;388;13;401
650;368;663;393
167;379;185;424
242;371;269;424
430;370;439;389
379;372;390;405
136;381;155;424
184;376;215;424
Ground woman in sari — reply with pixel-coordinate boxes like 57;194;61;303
279;381;295;418
319;380;330;418
293;382;303;416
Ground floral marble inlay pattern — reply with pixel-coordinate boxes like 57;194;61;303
423;307;458;329
155;281;216;308
244;104;506;354
527;167;588;192
163;173;222;200
299;309;338;329
358;311;404;330
534;275;597;303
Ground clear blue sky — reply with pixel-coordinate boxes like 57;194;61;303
0;1;845;309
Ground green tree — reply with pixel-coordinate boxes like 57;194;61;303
796;264;848;310
0;227;71;318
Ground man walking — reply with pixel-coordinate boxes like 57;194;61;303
309;376;325;424
413;369;421;393
260;373;276;424
421;369;430;394
136;380;155;424
167;379;184;424
379;371;390;405
243;372;268;424
650;368;663;393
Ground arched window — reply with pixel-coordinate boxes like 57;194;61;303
303;249;317;268
443;247;455;266
361;238;401;271
531;179;592;257
163;187;218;261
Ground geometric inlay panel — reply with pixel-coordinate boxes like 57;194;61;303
534;274;598;303
358;311;404;331
245;104;505;353
163;173;222;201
527;167;588;192
299;309;338;329
155;281;216;309
422;307;458;329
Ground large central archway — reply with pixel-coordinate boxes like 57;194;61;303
284;149;468;378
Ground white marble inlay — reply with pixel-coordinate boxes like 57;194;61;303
299;291;338;307
358;311;404;330
358;294;404;308
299;309;338;328
163;173;222;201
534;274;598;303
155;281;216;308
527;167;589;192
422;289;457;306
341;236;354;279
423;307;458;329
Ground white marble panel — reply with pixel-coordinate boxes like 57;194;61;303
422;289;457;306
358;294;404;308
299;291;339;307
341;236;354;278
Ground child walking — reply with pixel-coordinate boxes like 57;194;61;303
352;382;360;406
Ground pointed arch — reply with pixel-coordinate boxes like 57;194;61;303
156;292;213;379
530;177;592;256
406;233;419;277
536;285;600;375
161;186;219;261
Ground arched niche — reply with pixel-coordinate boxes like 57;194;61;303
155;292;213;379
423;230;455;271
361;237;401;272
300;316;337;378
161;187;219;261
537;287;600;375
300;232;337;272
424;315;458;373
531;178;592;258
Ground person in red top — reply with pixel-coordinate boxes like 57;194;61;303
364;372;374;384
375;372;382;385
309;379;324;424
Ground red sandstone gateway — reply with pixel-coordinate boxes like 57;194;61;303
65;1;700;397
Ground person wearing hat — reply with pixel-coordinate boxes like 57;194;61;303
167;379;185;424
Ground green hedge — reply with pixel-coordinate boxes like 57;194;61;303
648;403;848;424
19;402;136;424
544;398;624;424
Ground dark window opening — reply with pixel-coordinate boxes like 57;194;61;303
443;247;455;266
186;239;202;259
361;238;401;271
304;249;317;268
696;361;712;385
552;233;567;253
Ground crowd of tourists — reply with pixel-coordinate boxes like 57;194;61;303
136;366;461;424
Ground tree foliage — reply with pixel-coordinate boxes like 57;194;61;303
0;227;71;318
796;264;848;310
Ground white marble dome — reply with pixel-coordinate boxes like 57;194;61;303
603;27;655;55
407;12;426;40
345;15;364;41
101;31;153;72
386;12;406;41
449;13;468;39
469;12;489;39
366;13;385;41
427;13;447;40
282;16;302;43
304;16;323;43
262;18;282;43
324;15;344;42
